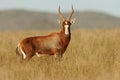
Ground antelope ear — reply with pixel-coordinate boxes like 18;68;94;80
70;18;76;24
57;19;61;24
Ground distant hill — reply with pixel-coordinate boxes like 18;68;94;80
0;10;120;30
75;12;120;28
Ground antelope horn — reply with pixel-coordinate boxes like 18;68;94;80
67;5;74;20
58;6;65;21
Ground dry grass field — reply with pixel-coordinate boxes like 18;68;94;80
0;28;120;80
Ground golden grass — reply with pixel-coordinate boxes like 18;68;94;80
0;29;120;80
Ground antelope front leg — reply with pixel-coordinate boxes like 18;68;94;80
54;52;62;64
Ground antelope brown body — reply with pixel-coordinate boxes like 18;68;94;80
16;6;75;63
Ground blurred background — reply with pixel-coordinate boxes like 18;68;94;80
0;0;120;31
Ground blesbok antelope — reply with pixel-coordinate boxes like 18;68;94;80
16;6;76;63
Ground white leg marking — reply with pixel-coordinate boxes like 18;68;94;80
36;52;49;57
64;25;69;35
36;52;42;57
19;44;26;59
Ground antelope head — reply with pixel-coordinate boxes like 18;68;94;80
58;5;76;35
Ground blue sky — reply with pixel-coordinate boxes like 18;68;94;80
0;0;120;17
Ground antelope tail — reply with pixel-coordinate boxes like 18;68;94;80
16;43;21;56
16;46;20;56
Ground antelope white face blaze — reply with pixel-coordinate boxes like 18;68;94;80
65;21;67;24
64;25;69;35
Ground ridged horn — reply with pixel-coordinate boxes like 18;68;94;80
58;6;65;21
67;5;74;21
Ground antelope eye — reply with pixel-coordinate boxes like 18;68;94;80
68;21;71;24
68;21;71;25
